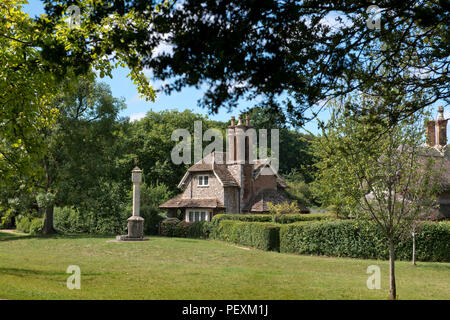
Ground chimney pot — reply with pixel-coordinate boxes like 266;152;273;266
237;114;243;126
246;115;250;126
436;107;447;147
438;106;445;120
230;116;235;126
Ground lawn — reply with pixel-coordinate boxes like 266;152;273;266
0;231;449;300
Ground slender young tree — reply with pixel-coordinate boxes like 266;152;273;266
313;96;441;299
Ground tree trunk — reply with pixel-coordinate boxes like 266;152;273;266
388;240;397;300
42;205;56;235
412;230;416;266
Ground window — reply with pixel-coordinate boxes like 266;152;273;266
198;175;209;186
186;210;210;222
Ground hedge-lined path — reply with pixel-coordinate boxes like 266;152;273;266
0;232;449;299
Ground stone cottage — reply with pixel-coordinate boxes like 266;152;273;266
423;106;450;219
159;115;309;222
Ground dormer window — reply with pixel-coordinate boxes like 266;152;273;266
198;175;209;186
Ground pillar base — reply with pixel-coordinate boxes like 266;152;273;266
115;235;148;241
116;216;147;241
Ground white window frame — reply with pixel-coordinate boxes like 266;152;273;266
186;209;211;222
198;175;209;186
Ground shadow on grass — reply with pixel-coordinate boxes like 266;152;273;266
0;232;114;242
0;267;104;277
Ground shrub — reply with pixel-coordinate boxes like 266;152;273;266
160;218;183;237
138;183;172;235
16;216;32;233
185;221;210;239
0;208;15;229
268;201;300;216
280;220;450;262
159;219;211;239
29;218;44;235
210;220;280;251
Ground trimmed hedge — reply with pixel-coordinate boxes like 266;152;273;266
210;220;280;251
212;213;334;224
160;218;210;239
280;220;450;262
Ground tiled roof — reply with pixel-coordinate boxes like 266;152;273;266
180;152;239;187
418;147;450;190
159;195;225;209
242;189;310;213
214;163;239;186
188;163;213;172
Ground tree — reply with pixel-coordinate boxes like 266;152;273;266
0;0;62;189
244;106;316;180
312;96;441;299
35;74;125;234
119;109;228;193
40;0;449;125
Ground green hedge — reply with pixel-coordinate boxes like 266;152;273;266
280;220;450;262
212;213;334;224
160;218;210;239
210;220;280;251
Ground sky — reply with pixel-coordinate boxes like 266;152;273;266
22;0;447;136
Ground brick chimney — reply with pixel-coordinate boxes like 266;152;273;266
426;120;436;146
436;106;447;147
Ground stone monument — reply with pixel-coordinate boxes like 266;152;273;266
116;166;147;241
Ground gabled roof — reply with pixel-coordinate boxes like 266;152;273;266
159;194;225;209
253;159;288;188
417;146;450;190
178;152;239;189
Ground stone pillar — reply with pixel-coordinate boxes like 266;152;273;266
116;166;147;241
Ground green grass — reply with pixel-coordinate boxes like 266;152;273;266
0;231;449;300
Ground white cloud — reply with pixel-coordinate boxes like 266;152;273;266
129;112;147;122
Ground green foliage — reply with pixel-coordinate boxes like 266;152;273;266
210;220;280;251
312;98;440;241
54;207;89;234
280;220;450;262
29;218;44;235
139;183;172;235
185;222;210;239
0;0;61;188
267;201;300;221
284;171;317;207
160;218;210;239
160;218;184;237
0;208;15;229
16;216;33;233
53;202;128;236
244;106;317;179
